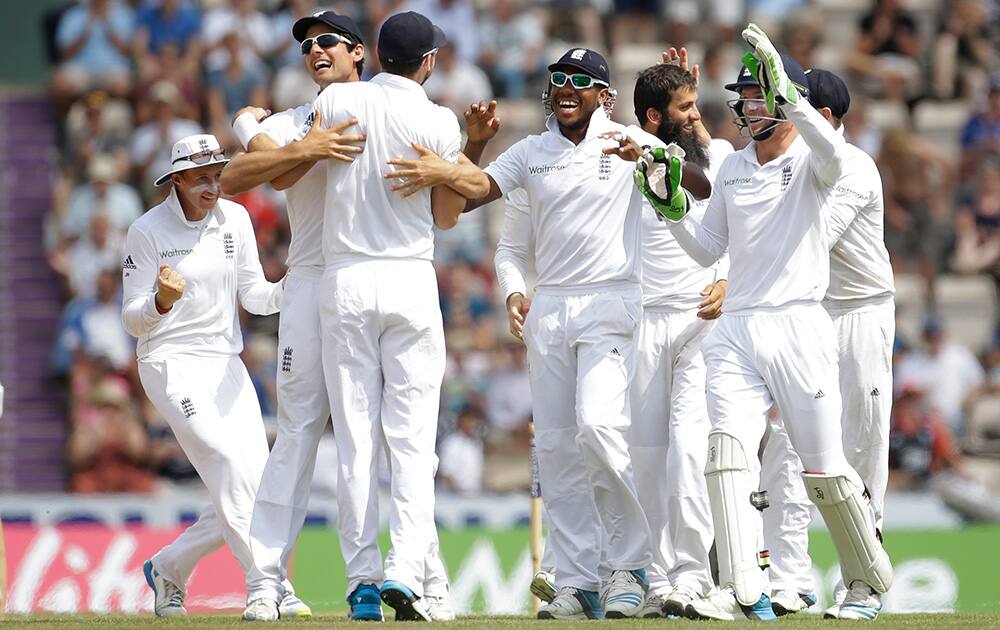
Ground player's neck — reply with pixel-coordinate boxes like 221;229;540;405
755;126;798;165
176;190;211;222
558;121;589;145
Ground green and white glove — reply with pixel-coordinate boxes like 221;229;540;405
633;144;688;222
741;23;800;115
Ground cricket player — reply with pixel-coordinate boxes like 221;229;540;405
626;59;732;618
122;134;284;618
310;11;489;621
761;68;896;620
222;10;462;621
479;48;654;620
634;24;892;621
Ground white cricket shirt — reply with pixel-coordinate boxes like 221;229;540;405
312;73;462;263
627;125;734;309
667;97;848;314
823;133;895;305
256;104;327;270
489;108;643;297
122;188;283;361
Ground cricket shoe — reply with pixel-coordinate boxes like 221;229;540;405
143;560;187;617
424;593;456;621
662;583;699;617
603;569;648;618
278;593;312;618
638;590;668;618
530;570;557;604
348;583;384;621
770;590;816;616
380;580;432;621
537;587;603;620
685;586;777;621
242;598;279;621
837;581;882;620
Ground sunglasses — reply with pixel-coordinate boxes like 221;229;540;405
550;71;607;90
173;148;225;165
300;32;354;55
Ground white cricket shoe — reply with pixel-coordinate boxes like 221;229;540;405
662;584;699;617
824;604;842;619
639;591;668;618
603;569;648;618
278;593;312;618
530;571;557;604
837;581;882;620
770;590;816;616
537;586;603;620
242;598;279;622
143;560;187;617
425;594;456;621
685;586;777;621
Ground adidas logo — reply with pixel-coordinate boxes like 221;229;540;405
871;387;880;397
814;389;825;399
281;347;293;373
123;255;137;270
610;347;620;357
180;397;196;419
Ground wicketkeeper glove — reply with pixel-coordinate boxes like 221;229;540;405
633;144;688;222
741;23;800;115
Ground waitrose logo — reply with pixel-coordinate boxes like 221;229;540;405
160;248;193;258
528;164;567;175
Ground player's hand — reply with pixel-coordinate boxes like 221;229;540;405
601;132;644;161
155;264;185;312
232;106;271;124
742;23;800;114
385;143;453;197
634;144;688;222
507;292;531;342
661;47;700;84
299;110;366;163
698;280;726;320
464;100;501;144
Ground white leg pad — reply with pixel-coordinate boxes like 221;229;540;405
705;432;765;606
801;472;893;593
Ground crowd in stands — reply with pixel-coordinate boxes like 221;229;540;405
41;0;999;504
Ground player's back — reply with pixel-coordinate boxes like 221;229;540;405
314;73;461;264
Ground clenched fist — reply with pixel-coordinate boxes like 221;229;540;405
155;264;185;312
506;292;531;343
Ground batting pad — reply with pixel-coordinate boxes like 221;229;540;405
705;432;765;606
801;472;893;593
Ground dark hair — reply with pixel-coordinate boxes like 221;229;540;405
379;53;423;77
342;37;365;78
633;64;698;126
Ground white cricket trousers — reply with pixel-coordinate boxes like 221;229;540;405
702;304;864;595
525;285;653;593
139;354;288;596
247;267;329;602
630;308;714;596
321;257;445;598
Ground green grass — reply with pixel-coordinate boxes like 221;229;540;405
2;614;1000;629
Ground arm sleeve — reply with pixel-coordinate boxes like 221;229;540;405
483;141;528;196
714;251;731;281
494;189;533;300
121;225;168;337
437;111;463;164
236;212;283;315
667;188;729;267
256;108;297;148
779;97;847;187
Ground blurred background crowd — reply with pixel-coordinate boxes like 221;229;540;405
21;0;1000;514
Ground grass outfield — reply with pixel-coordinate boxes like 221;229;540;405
3;614;1000;629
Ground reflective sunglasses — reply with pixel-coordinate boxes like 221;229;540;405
300;32;354;55
550;71;608;90
173;148;226;165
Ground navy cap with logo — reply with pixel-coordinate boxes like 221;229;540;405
725;52;809;99
548;48;610;85
293;10;364;45
806;68;851;119
378;11;447;65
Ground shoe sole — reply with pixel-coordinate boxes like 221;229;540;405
530;579;556;604
662;600;687;617
349;603;384;622
381;587;430;622
772;603;799;616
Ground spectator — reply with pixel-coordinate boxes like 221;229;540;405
664;0;741;47
205;31;270;143
484;341;532;436
960;74;1000;183
135;42;203;125
895;318;985;437
476;0;544;99
270;0;322;70
780;9;822;70
843;95;883;159
132;0;202;71
888;382;964;491
437;405;485;495
61;213;125;300
950;159;1000;284
63;90;131;181
403;0;479;63
129;81;203;200
847;0;923;103
55;153;143;245
52;270;134;377
931;0;997;100
423;44;493;119
51;0;135;112
201;0;274;74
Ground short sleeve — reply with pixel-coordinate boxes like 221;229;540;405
259;108;300;147
484;139;529;196
436;109;462;164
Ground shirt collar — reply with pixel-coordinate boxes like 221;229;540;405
545;107;617;144
371;72;429;101
166;187;219;230
739;133;808;168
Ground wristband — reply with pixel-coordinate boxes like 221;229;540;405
233;112;263;150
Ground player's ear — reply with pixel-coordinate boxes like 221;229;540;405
645;107;662;127
598;86;609;104
352;43;365;63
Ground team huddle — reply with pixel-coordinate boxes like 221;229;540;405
122;7;895;624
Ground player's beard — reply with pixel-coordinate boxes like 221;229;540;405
655;117;709;169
